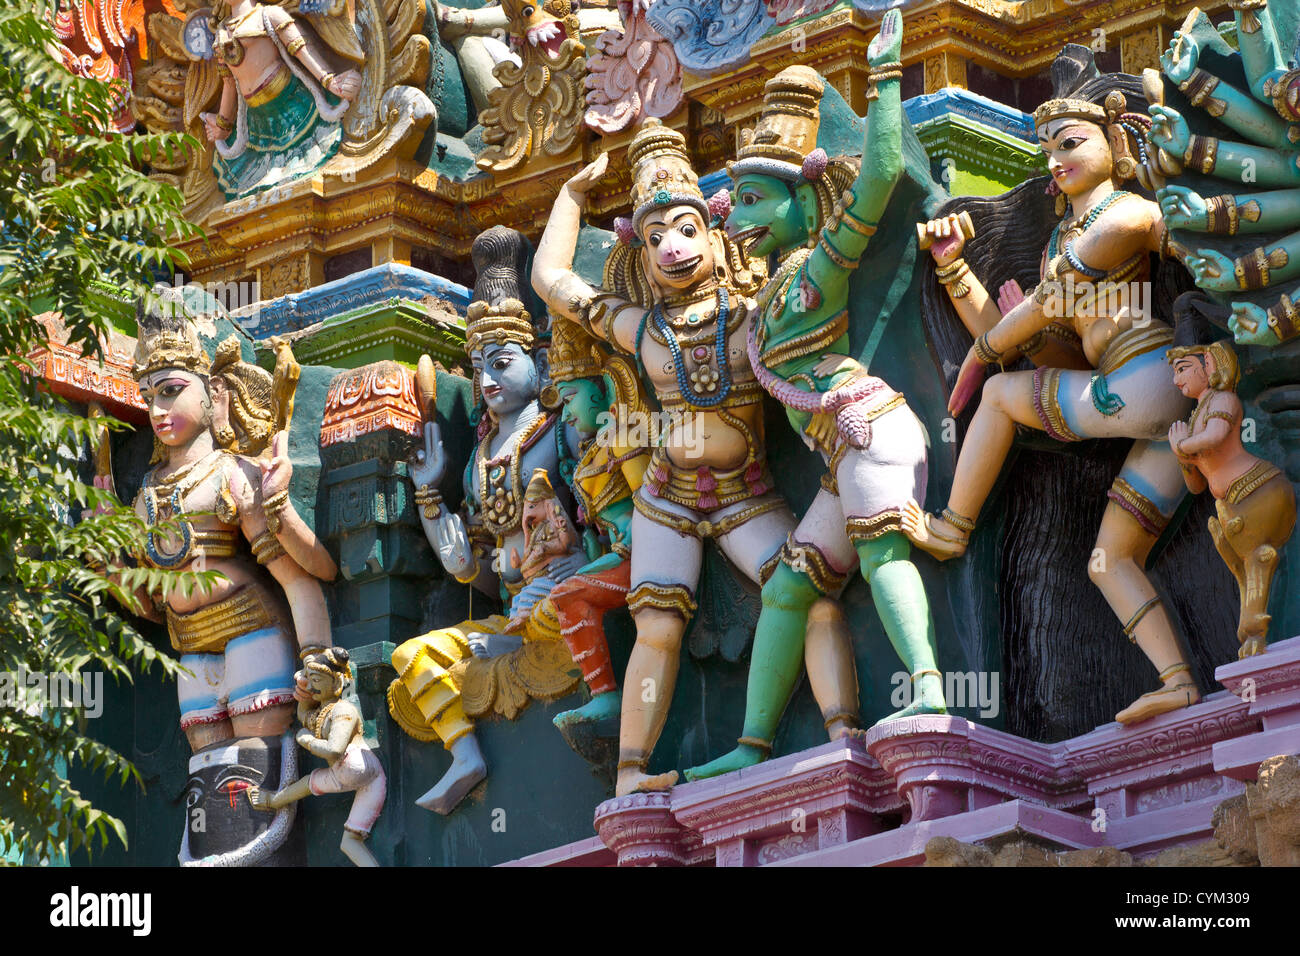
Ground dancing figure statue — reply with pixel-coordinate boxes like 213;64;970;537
198;0;362;199
903;46;1205;726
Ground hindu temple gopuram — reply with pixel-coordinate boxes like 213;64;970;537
35;0;1300;869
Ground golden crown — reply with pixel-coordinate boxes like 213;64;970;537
628;118;710;232
465;298;535;355
1032;91;1127;129
731;66;825;180
548;316;605;383
132;291;210;381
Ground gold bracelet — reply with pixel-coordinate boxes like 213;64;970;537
452;556;480;585
1183;135;1219;175
216;114;234;132
936;260;972;298
972;332;1003;365
320;72;335;91
1268;294;1299;340
1204;195;1240;235
263;489;290;535
941;508;977;533
414;484;443;519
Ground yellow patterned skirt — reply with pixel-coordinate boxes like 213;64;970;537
386;598;581;746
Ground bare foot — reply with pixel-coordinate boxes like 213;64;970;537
1115;679;1200;725
901;501;969;561
826;716;858;740
340;832;380;867
615;768;679;796
416;733;487;814
1239;635;1267;658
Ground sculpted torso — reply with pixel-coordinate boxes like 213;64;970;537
134;452;287;617
215;4;290;97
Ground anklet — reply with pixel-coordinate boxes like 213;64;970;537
1122;596;1161;643
910;669;942;682
737;736;772;753
822;710;857;730
616;758;647;771
941;508;976;534
1157;662;1191;682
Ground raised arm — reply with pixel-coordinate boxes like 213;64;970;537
1232;0;1290;102
806;8;904;298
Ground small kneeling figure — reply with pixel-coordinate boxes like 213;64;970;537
1168;305;1296;659
250;648;386;866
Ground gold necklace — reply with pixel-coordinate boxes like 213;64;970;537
475;412;553;536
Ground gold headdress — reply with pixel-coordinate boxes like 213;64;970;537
209;335;276;455
465;299;535;355
133;290;210;381
547;317;605;383
1031;97;1111;128
730;66;825;182
628;118;710;233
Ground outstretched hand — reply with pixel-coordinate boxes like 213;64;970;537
1157;185;1208;231
259;430;292;500
996;280;1026;316
1147;104;1191;160
566;152;609;197
948;346;986;416
1184;248;1238;293
867;8;902;66
1160;30;1200;85
1229;302;1282;347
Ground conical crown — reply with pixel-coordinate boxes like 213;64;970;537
628;118;710;233
466;226;535;355
133;287;210;380
732;66;825;180
548;316;605;383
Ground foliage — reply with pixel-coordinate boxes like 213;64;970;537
0;0;209;862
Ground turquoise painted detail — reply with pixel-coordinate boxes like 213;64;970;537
1090;372;1126;415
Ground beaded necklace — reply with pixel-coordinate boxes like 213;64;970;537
1048;190;1129;260
635;287;733;408
142;450;226;569
473;410;555;536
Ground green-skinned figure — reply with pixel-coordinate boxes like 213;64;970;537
1149;0;1300;346
686;10;946;782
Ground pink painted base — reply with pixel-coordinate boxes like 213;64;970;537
505;635;1300;866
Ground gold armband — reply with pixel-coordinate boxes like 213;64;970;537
1230;0;1266;33
867;61;903;83
1183;135;1219;175
1179;70;1226;118
414;484;443;519
1267;294;1300;341
284;35;306;55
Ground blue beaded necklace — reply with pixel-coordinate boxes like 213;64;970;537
1048;189;1127;260
637;287;732;408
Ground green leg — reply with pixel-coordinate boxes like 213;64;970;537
683;563;821;781
859;532;946;723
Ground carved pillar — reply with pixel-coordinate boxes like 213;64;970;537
1120;25;1164;75
258;249;325;300
593;792;690;866
923;51;967;93
319;361;437;648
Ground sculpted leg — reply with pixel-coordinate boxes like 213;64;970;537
617;604;688;795
683;562;823;781
1092;503;1200;724
229;702;294;740
416;723;487;815
551;564;631;729
805;598;859;739
185;719;235;753
904;371;1039;560
861;533;947;722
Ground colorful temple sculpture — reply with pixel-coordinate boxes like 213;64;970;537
41;0;1300;866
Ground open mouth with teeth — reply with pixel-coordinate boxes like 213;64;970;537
525;20;567;59
658;255;703;280
727;224;768;254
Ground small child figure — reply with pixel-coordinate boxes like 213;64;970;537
1167;307;1296;659
249;647;387;866
503;468;582;634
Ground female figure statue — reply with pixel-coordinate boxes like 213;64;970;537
903;49;1203;726
1166;308;1296;657
122;292;337;754
199;0;361;199
545;316;651;729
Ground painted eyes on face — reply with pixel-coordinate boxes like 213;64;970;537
648;232;662;247
681;223;697;238
491;355;513;371
521;5;535;16
739;191;759;206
